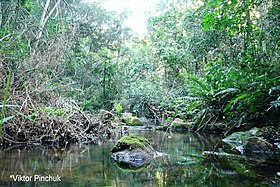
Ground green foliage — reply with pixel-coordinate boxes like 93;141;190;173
62;3;132;110
184;58;279;128
114;102;123;116
41;107;66;116
0;69;12;136
224;93;249;112
202;0;258;35
1;0;279;136
181;73;213;100
123;0;279;131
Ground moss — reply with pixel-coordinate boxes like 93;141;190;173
124;116;141;126
111;135;150;153
121;113;142;126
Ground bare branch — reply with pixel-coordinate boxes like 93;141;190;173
37;0;62;40
0;34;11;42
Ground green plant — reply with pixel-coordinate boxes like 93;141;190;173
114;102;123;116
0;69;13;136
43;107;66;116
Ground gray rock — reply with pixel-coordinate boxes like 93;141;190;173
244;137;277;155
223;129;280;156
111;147;156;168
170;118;190;131
111;135;158;168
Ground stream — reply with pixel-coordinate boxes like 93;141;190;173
0;128;279;187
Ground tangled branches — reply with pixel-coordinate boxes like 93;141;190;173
1;91;116;146
0;71;116;147
2;111;116;146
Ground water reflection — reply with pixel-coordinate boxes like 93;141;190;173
0;129;279;187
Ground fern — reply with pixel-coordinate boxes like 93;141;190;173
269;97;280;109
215;88;239;98
188;74;210;92
224;93;248;112
181;73;213;99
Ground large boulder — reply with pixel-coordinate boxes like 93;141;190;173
223;129;279;156
111;135;157;168
121;113;142;126
243;137;277;155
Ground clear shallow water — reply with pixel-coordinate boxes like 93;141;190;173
0;129;279;187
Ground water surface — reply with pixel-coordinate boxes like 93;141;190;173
0;129;279;187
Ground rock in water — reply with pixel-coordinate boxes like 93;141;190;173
111;148;154;168
111;135;157;169
121;113;142;126
244;137;277;155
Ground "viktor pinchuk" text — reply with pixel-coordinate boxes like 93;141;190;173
10;175;61;182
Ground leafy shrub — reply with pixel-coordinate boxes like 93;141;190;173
114;102;123;116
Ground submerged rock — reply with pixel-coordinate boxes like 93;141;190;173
111;135;158;169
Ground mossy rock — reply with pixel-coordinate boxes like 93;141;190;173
121;113;142;126
223;128;280;156
111;135;150;153
111;135;157;169
170;118;191;131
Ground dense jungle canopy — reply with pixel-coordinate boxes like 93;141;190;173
0;0;279;144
